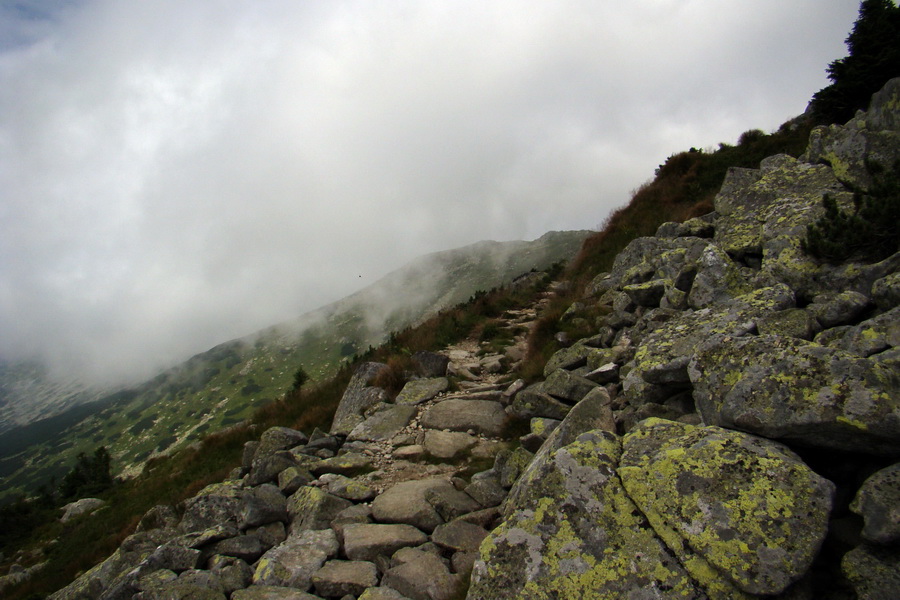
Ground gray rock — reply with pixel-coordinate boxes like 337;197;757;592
313;560;379;598
504;388;615;517
254;427;309;461
210;558;253;595
287;487;352;534
542;368;599;404
207;535;267;563
371;479;451;533
423;430;476;460
620;418;834;595
252;528;338;590
331;362;391;436
542;342;592;377
470;431;707;600
395;378;449;405
419;399;508;437
688;244;752;309
342;523;428;562
841;543;900;600
850;462;900;544
277;466;313;495
464;476;506;509
833;306;900;357
245;522;286;550
60;497;106;523
623;279;667;307
872;271;900;310
318;473;376;502
411;351;450;378
179;482;244;533
240;484;288;529
430;520;488;553
147;543;201;573
423;485;481;522
381;550;461;600
508;385;571;420
246;454;296;487
809;291;873;328
232;586;322;600
348;405;417;442
690;335;900;455
358;587;412;600
310;452;374;477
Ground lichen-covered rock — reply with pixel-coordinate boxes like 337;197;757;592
381;549;461;600
625;285;794;396
808;291;872;328
331;362;391;435
348;404;417;442
803;77;900;192
252;528;338;590
60;497;106;523
254;427;309;461
232;585;321;600
756;308;820;340
841;543;900;600
831;306;900;358
239;484;288;529
504;388;615;517
286;487;352;534
541;369;598;404
395;377;449;405
423;430;476;460
179;482;244;533
872;271;900;310
687;244;752;309
411;351;450;377
619;419;834;596
689;335;900;455
342;523;428;562
509;385;571;420
470;430;705;599
850;462;900;544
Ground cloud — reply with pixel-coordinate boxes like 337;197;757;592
0;0;861;383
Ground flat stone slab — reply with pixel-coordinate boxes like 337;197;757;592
312;560;379;598
419;399;508;437
348;405;417;442
372;478;456;533
395;377;449;405
342;523;429;562
423;430;477;459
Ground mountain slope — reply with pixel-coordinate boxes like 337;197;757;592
0;230;589;500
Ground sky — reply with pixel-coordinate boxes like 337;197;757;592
0;0;862;385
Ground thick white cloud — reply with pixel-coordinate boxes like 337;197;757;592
0;0;861;383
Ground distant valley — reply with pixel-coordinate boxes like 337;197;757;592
0;230;589;501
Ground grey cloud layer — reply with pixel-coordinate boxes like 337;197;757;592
0;0;860;383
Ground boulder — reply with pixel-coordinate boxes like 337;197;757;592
232;586;321;600
470;430;707;599
312;560;379;598
254;427;308;461
430;520;488;553
60;497;106;523
508;385;571;420
331;362;391;436
619;418;835;596
342;523;428;562
286;487;352;534
358;587;413;600
309;452;373;477
411;351;450;377
541;369;599;404
629;285;794;392
420;399;508;437
423;430;476;460
850;462;900;544
318;473;376;502
371;478;451;533
395;378;449;405
348;404;417;442
689;335;900;455
239;484;288;529
252;528;338;590
179;482;244;533
841;543;900;600
381;550;461;600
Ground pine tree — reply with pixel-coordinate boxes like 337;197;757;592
810;0;900;124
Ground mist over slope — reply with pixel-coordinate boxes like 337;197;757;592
0;230;588;500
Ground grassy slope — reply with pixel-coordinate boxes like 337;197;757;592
0;231;589;503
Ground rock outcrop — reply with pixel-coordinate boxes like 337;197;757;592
47;79;900;600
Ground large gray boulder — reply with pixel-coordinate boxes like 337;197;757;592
348;404;417;442
371;478;452;533
252;529;339;590
470;430;707;599
342;523;428;562
395;378;449;405
850;462;900;544
619;418;835;596
419;399;508;437
689;335;900;455
331;362;391;435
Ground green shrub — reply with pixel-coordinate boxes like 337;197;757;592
803;162;900;263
